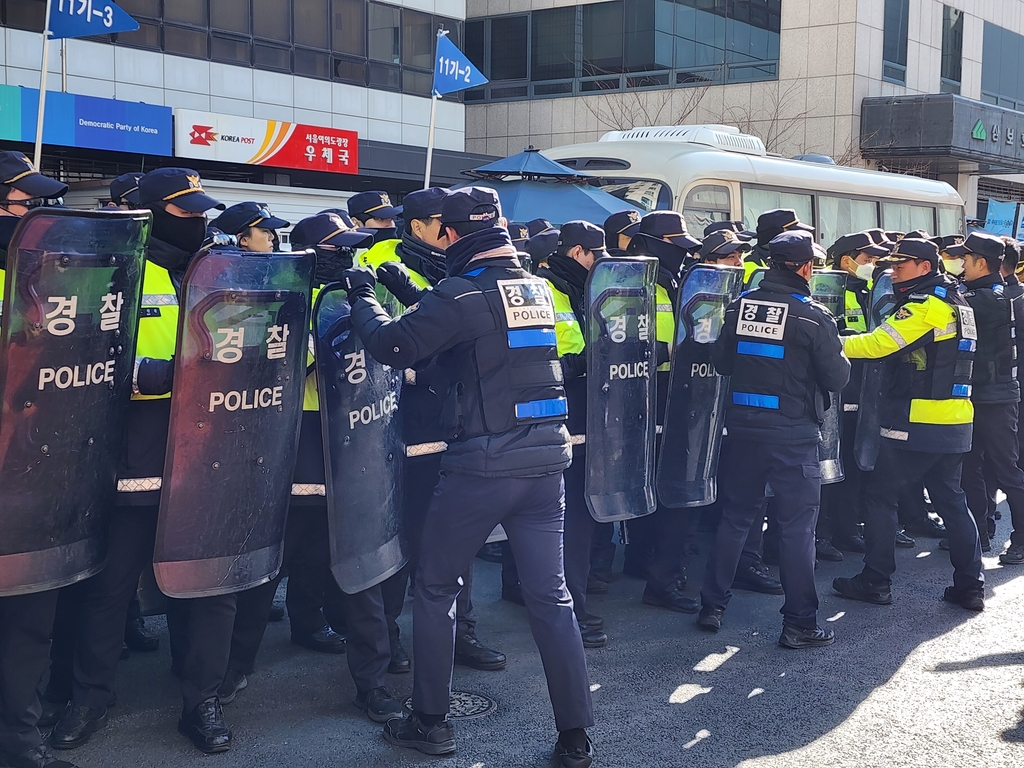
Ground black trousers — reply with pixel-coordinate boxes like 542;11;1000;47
818;412;865;540
227;576;280;675
701;438;821;628
645;507;700;591
412;471;593;731
861;443;983;591
284;506;346;638
562;446;595;623
962;402;1024;547
166;594;237;712
0;590;58;755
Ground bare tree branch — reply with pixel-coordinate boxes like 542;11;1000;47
577;73;709;132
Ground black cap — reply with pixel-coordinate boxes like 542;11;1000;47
700;229;752;260
402;187;448;221
508;221;530;244
884;231;905;242
210;202;289;235
440;186;501;227
528;218;554;237
347;190;400;220
638;211;701;250
768;231;816;264
879;237;940;267
0;150;68;198
704;220;755;240
756;208;814;244
139;167;224;213
290;213;374;250
828;232;890;262
109;172;143;206
603;210;642;243
558;220;609;258
932;234;965;251
945;231;1005;262
526;229;559;261
318;208;356;228
903;229;930;240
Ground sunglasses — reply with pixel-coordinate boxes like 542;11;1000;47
244;207;275;229
0;196;62;210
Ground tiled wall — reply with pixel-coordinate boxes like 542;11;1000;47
1;27;466;152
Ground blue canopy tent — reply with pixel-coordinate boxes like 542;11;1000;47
456;148;643;226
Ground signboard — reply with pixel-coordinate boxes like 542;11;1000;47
174;109;358;175
0;84;171;155
49;0;139;39
984;200;1018;237
433;34;487;96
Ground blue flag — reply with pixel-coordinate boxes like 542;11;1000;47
433;34;488;96
49;0;139;40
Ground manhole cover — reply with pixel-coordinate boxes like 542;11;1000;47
402;690;497;721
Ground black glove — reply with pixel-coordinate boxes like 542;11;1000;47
341;266;377;301
376;262;427;307
561;352;587;381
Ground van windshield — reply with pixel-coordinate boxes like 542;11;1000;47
590;178;673;213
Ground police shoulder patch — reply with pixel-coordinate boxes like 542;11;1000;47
894;307;913;320
496;278;555;328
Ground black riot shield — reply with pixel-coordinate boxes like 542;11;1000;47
855;271;897;472
809;271;847;484
153;249;313;598
585;256;658;522
0;209;146;596
314;284;407;594
656;264;743;508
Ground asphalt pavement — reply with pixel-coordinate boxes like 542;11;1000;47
63;511;1024;768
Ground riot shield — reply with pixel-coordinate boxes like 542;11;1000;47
809;271;847;484
585;256;658;522
0;209;146;596
855;271;897;472
154;249;313;598
656;264;743;508
746;267;769;289
314;284;407;594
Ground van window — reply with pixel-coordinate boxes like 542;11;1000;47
819;196;879;249
592;178;673;212
882;202;935;234
937;205;964;236
741;187;814;232
682;184;731;235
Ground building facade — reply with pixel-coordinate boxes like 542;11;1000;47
461;0;1024;218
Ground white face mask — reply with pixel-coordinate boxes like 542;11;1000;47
943;257;964;277
854;262;876;282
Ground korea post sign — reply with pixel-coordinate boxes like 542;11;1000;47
174;109;358;175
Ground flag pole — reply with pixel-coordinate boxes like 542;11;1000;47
34;0;54;168
424;91;438;189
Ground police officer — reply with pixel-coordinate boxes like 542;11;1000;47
106;172;143;209
945;233;1024;565
700;231;850;647
509;221;530;251
603;210;642;256
700;229;751;267
47;169;244;755
342;187;595;766
526;219;560;271
363;188;507;673
0;152;80;768
833;237;984;610
536;221;609;648
347;190;399;245
746;209;814;283
210;201;289;253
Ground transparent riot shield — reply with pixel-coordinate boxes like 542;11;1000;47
0;209;146;596
585;256;658;522
314;284;407;594
656;264;743;508
153;249;313;598
810;270;847;484
855;270;897;472
747;267;769;289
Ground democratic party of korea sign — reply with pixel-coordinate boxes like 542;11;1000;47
0;84;171;155
174;109;358;175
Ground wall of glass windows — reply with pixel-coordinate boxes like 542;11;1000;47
0;0;461;98
981;22;1024;112
464;0;780;103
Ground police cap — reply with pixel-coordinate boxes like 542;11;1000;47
402;187;448;221
704;220;755;240
756;208;814;244
318;208;356;228
945;231;1005;263
211;201;289;235
290;212;374;250
559;220;609;258
0;150;68;199
440;186;501;226
700;229;752;260
878;237;940;266
828;231;889;262
603;209;642;243
348;190;400;220
903;229;931;240
109;172;143;206
139;167;224;213
931;234;966;251
528;218;555;237
768;230;816;264
639;211;701;250
508;221;530;245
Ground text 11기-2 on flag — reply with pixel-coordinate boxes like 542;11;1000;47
433;33;488;96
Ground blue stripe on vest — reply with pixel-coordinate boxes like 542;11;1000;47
791;293;811;303
507;328;557;348
464;267;486;277
934;286;947;298
732;392;780;409
515;397;568;420
952;383;971;397
736;340;785;359
958;338;976;352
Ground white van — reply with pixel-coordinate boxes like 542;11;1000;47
543;125;965;245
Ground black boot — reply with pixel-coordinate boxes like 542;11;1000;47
217;669;248;705
642;581;699;613
779;623;836;649
354;687;404;723
0;744;80;768
382;713;456;756
554;728;595;768
455;634;506;671
50;705;107;749
733;562;783;594
177;697;231;754
388;637;411;674
832;574;892;605
291;625;346;654
123;616;159;653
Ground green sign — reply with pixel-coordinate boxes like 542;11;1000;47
972;119;988;141
0;85;21;142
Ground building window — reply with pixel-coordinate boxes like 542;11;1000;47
368;3;401;64
882;0;909;84
940;6;963;94
465;0;779;102
982;22;1024;111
